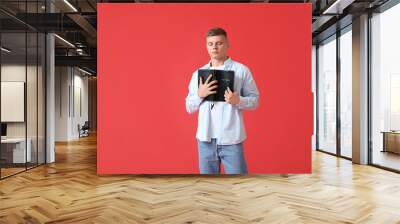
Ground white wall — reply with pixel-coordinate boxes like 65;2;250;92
72;72;89;138
1;65;40;137
55;66;69;141
1;65;26;132
55;67;89;141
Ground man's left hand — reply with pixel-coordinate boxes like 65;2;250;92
224;87;240;105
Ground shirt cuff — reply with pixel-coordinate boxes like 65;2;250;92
236;96;247;109
193;94;204;105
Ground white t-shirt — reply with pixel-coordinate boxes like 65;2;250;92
209;64;225;139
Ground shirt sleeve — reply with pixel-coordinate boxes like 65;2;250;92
185;70;204;113
236;66;260;110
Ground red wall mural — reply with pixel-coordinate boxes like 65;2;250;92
98;3;313;174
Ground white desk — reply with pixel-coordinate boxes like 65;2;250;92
1;138;32;163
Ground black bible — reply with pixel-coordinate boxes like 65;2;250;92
198;69;235;102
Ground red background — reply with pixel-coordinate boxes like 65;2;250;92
98;3;313;174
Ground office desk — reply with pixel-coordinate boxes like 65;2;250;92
381;131;400;154
1;138;32;164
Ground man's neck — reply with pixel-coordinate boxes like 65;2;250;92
211;56;229;67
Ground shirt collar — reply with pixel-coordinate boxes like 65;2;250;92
208;57;232;69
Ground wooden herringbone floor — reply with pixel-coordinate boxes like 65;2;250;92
0;134;400;224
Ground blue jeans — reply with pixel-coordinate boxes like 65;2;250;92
197;139;248;174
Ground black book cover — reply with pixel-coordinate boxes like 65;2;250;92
198;69;235;102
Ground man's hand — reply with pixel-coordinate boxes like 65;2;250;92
198;74;218;98
224;87;240;105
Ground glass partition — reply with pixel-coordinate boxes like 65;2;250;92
0;1;46;179
317;35;337;155
371;3;400;171
339;28;352;158
1;30;28;177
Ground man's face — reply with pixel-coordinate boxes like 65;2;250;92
206;35;229;60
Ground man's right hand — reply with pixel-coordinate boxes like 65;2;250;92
198;74;218;98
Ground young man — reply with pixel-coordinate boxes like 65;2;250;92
185;27;260;174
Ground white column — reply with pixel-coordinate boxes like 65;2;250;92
46;32;55;163
45;0;55;163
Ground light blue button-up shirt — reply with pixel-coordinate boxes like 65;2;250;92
185;57;260;145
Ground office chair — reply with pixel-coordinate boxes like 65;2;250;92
79;121;90;138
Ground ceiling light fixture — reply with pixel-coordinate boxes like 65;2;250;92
54;34;75;48
63;0;78;12
78;67;93;76
1;47;11;53
322;0;355;15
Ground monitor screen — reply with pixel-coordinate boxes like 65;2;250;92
1;123;7;137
